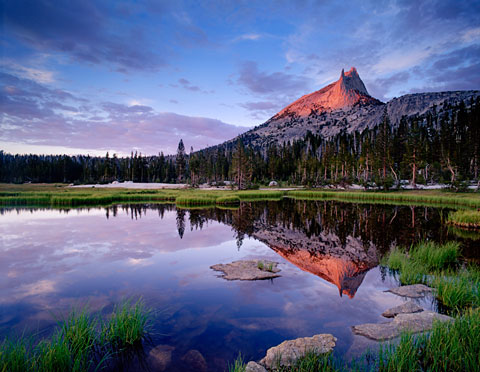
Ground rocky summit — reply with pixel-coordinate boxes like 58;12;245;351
277;67;376;117
228;68;480;149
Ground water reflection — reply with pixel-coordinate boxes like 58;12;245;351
0;200;477;371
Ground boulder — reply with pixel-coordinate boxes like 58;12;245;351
181;349;207;372
382;301;423;318
386;284;433;298
245;361;268;372
210;260;281;280
260;334;336;369
148;344;174;371
352;310;452;341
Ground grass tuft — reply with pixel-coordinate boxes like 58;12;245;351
448;210;480;229
227;353;246;372
409;241;459;271
102;299;151;350
377;309;480;372
382;240;478;312
0;299;151;372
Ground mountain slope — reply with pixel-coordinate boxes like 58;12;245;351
232;68;480;149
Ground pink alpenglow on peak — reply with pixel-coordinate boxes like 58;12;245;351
277;67;375;117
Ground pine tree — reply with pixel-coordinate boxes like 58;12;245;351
231;139;252;190
176;139;186;183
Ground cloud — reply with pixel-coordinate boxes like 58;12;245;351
281;0;480;99
367;71;410;101
3;0;165;72
178;78;201;92
239;100;281;120
234;33;262;42
238;61;310;96
176;78;214;94
0;73;243;155
1;60;56;84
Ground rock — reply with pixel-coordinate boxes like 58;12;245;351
245;361;268;372
181;349;207;372
148;344;174;371
386;284;433;298
260;334;336;369
210;260;281;280
382;301;424;318
352;310;452;341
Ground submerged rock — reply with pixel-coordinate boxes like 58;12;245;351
245;361;268;372
259;334;336;369
181;349;207;372
210;260;281;280
148;344;175;371
382;301;424;318
352;310;452;341
386;284;433;298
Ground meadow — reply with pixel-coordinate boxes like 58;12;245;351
1;184;480;210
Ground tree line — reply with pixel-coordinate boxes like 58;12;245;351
1;97;479;188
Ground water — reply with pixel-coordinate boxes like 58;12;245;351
0;200;478;371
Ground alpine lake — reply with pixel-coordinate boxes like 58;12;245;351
1;198;479;371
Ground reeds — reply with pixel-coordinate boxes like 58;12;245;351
409;241;459;271
226;309;480;371
382;241;479;312
377;309;480;372
101;299;151;349
287;190;480;209
227;353;246;372
0;299;151;372
448;210;480;229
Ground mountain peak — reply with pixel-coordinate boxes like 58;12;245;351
339;66;369;95
277;67;373;117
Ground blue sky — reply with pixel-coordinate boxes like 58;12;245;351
1;0;479;155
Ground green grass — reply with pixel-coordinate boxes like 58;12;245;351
227;353;247;372
433;268;480;310
377;309;480;372
257;261;264;270
0;299;151;372
381;247;407;270
101;299;151;350
382;241;478;312
3;183;480;209
398;260;428;285
226;309;480;372
226;351;341;372
448;210;480;229
409;241;459;271
286;190;480;209
0;336;31;372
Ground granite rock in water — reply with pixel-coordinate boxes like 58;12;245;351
148;344;174;371
181;349;207;372
352;311;452;341
245;361;268;372
260;334;336;369
210;260;281;280
386;284;433;298
382;301;424;318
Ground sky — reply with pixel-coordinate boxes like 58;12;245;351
1;0;479;156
